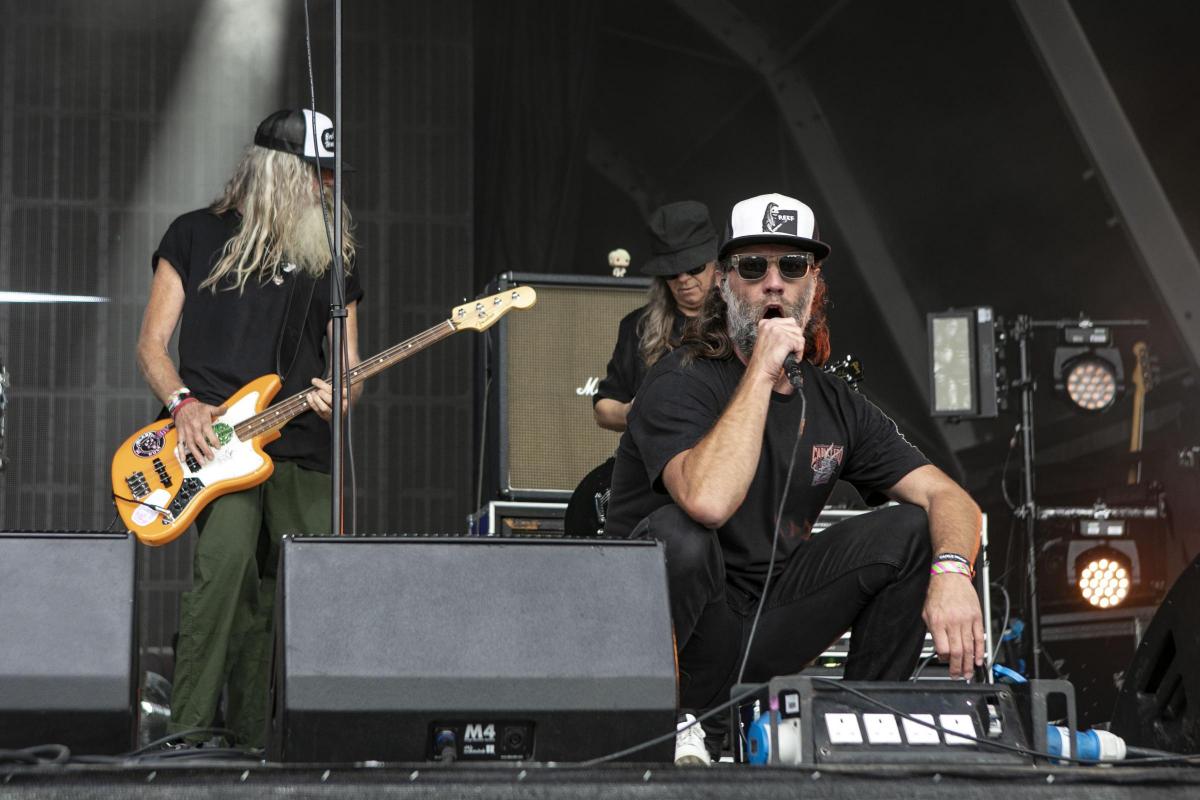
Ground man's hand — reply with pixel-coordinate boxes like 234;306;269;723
747;317;805;386
922;573;985;678
174;401;227;464
309;377;349;422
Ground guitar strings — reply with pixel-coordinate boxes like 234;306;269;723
232;321;456;441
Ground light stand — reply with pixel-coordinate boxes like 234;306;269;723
1009;316;1147;678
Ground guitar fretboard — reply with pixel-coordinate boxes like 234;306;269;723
233;320;457;441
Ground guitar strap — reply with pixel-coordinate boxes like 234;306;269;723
276;270;319;381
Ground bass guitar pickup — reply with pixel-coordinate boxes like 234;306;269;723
152;457;173;487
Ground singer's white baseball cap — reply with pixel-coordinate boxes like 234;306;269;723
719;192;830;260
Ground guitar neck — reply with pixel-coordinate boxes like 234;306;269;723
1129;393;1145;454
1127;341;1150;485
233;320;457;441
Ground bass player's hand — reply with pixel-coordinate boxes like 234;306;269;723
309;377;349;423
175;401;227;465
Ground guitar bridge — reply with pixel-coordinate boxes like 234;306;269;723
124;471;151;499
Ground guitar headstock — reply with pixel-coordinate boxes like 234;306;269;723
824;354;864;391
450;287;538;332
1132;341;1154;393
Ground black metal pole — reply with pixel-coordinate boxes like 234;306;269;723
329;0;346;536
1014;315;1041;679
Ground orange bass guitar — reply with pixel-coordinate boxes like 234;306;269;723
111;287;536;546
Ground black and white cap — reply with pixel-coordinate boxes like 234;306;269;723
719;192;830;260
254;108;355;171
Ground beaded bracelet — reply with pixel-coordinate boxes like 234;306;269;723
930;561;974;578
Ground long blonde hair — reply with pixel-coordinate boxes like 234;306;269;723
203;145;356;292
636;277;680;369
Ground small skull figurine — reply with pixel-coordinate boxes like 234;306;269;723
608;247;631;278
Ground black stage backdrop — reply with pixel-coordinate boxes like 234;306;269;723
0;0;474;654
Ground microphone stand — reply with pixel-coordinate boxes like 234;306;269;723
329;0;347;536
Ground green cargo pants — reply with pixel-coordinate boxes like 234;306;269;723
167;461;330;748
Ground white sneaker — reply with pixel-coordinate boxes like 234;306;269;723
674;713;711;766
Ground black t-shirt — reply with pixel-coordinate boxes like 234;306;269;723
594;305;687;405
152;209;365;473
605;349;929;596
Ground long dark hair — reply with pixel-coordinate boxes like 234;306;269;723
636;277;679;369
681;273;831;366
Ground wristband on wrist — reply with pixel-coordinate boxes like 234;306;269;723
933;552;972;567
930;560;974;578
167;386;193;414
170;396;198;417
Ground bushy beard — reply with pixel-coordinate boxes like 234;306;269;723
721;277;817;359
281;190;336;277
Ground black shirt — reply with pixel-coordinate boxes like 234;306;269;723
605;349;929;596
152;209;365;473
594;305;687;406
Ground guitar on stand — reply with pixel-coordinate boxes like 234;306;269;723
112;288;537;546
1127;341;1154;485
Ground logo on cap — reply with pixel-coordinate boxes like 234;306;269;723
762;202;798;234
321;128;335;152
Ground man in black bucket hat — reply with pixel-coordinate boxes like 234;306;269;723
593;201;719;432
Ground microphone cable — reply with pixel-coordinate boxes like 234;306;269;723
735;363;806;687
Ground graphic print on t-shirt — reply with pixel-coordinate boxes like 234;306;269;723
810;443;844;486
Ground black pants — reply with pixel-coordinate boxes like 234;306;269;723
631;503;932;713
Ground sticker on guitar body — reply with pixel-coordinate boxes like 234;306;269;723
135;392;268;528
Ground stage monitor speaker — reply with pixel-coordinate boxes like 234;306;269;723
1111;553;1200;755
478;272;651;501
267;535;676;763
0;532;137;754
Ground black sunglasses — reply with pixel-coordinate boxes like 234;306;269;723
673;263;709;278
722;252;815;281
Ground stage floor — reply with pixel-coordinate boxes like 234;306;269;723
4;760;1200;799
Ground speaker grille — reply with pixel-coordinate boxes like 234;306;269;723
503;283;647;495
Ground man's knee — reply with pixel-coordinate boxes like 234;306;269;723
875;503;933;568
631;504;719;575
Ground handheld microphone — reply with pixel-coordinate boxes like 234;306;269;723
783;353;805;391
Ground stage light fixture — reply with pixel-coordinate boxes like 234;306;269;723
1065;356;1118;410
1052;328;1124;413
1075;547;1132;609
926;307;1000;418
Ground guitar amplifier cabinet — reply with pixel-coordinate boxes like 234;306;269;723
1041;605;1157;728
476;272;651;501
